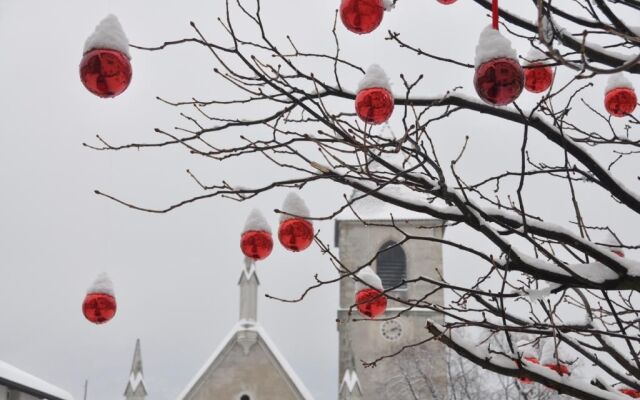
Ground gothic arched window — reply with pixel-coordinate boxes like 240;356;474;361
377;241;407;290
240;395;250;400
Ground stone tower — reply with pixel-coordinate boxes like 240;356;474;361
124;339;147;400
335;191;448;400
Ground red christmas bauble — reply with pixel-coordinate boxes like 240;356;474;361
437;0;457;4
241;230;273;260
82;292;117;324
340;0;384;34
278;218;314;252
355;288;387;318
524;65;553;93
605;87;637;117
517;357;539;384
80;49;132;98
612;249;625;257
474;57;524;106
356;87;394;124
620;388;640;398
544;363;569;376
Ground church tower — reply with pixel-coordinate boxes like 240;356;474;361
335;192;448;400
124;339;147;400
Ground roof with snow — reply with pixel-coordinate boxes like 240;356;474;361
0;360;73;400
124;339;147;397
177;320;314;400
339;369;363;396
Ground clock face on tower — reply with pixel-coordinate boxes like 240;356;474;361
380;319;403;341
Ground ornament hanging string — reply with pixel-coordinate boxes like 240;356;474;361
492;0;499;30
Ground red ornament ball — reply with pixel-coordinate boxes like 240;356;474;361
524;65;554;93
241;230;273;260
340;0;384;34
355;288;387;318
80;49;132;98
544;363;570;376
517;357;539;384
356;87;394;124
605;87;637;117
82;292;117;324
278;218;314;252
620;388;640;398
474;57;524;106
437;0;457;4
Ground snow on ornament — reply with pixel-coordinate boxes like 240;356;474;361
604;73;637;117
540;340;571;377
473;25;524;106
523;47;554;93
82;273;117;324
278;192;314;252
354;267;387;318
356;65;394;125
340;0;392;34
240;209;273;261
516;341;539;384
603;231;625;257
80;15;132;98
619;387;640;398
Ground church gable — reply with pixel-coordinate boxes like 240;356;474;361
179;323;313;400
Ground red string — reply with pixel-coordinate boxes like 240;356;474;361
492;0;499;30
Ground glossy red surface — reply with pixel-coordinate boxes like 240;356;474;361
80;49;132;98
544;363;570;376
437;0;457;4
82;292;117;324
355;288;387;318
241;230;273;260
355;87;394;124
474;57;524;106
605;87;637;117
620;388;640;398
517;357;539;384
340;0;384;34
278;218;314;252
524;65;553;93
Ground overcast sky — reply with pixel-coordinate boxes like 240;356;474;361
0;1;637;400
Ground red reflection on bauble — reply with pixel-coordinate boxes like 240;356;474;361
605;87;637;117
474;57;524;106
355;288;387;318
241;230;273;260
340;0;384;34
356;87;394;124
80;49;132;98
517;357;539;384
279;218;314;252
82;292;117;324
544;363;570;376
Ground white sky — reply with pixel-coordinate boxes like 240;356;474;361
0;1;637;400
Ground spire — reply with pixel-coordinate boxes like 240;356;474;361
238;258;260;322
124;339;147;400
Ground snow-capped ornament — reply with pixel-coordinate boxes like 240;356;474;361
80;15;132;98
240;209;273;260
517;341;539;384
356;65;394;124
619;387;640;398
340;0;387;34
354;267;387;318
473;26;524;105
82;273;117;324
278;192;314;252
540;340;570;376
603;232;625;257
524;48;554;93
604;73;637;117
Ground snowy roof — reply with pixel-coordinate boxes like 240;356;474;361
336;186;437;221
177;321;314;400
124;339;147;396
0;360;73;400
339;369;362;395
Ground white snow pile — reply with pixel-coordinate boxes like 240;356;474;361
84;14;131;58
602;231;624;257
87;272;115;296
280;192;311;222
382;0;395;11
243;209;271;233
357;64;392;92
517;340;538;359
523;47;551;66
354;266;384;292
0;360;74;400
605;72;634;93
540;339;571;365
475;25;518;67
